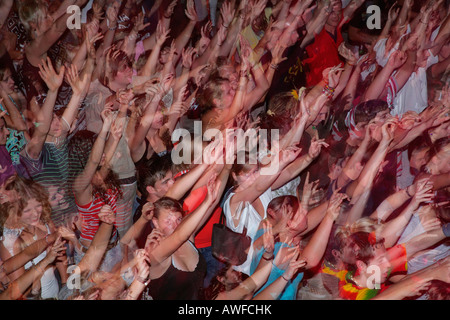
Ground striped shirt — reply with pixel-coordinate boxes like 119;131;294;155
17;141;77;227
76;190;119;242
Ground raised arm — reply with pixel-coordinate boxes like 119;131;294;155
128;84;163;162
24;58;64;160
72;108;114;205
148;176;219;265
26;0;88;60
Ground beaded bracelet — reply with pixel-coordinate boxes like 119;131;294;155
269;63;279;70
323;84;335;99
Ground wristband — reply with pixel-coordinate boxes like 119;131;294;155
269;63;279;70
135;275;150;286
281;274;290;282
262;253;274;261
405;185;412;197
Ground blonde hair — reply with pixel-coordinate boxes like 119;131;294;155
18;0;47;33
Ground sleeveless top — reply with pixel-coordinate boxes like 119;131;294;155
146;241;207;300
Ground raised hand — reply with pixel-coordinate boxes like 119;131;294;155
262;220;275;256
38;57;65;92
282;248;307;281
280;145;302;165
301;171;319;210
205;172;220;204
380;117;398;147
410;178;434;209
387;2;400;22
46;235;66;263
220;1;235;28
156;22;171;46
308;138;329;159
185;0;200;22
387;50;407;70
132;11;151;33
164;0;178;20
181;46;198;70
145;228;164;254
134;249;151;284
66;64;90;96
98;205;116;224
100;104;115;129
326;190;347;221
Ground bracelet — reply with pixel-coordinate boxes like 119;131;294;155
135;275;150;286
405;185;412;197
269;63;279;70
128;32;138;41
223;23;229;29
108;25;118;31
239;70;249;79
164;14;171;19
262;253;274;261
281;274;290;282
322;84;335;99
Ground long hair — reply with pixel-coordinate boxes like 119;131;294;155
0;175;52;228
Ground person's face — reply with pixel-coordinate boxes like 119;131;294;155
340;237;359;265
152;208;183;236
114;61;133;85
222;267;242;286
428;153;450;174
409;148;430;172
219;66;238;91
234;164;259;188
151;104;165;129
216;81;235;109
38;6;54;34
0;69;16;94
326;4;342;28
287;206;308;234
0;118;10;145
21;198;43;226
312;105;329;126
48;185;69;210
49;114;63;137
153;171;174;198
364;245;391;285
159;46;173;65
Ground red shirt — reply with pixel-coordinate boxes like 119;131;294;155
183;186;222;249
304;15;345;87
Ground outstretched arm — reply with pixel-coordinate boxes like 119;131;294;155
23;58;64;160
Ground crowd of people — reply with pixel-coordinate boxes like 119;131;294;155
0;0;449;301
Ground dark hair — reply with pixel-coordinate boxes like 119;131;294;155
267;195;300;216
203;264;247;300
353;99;389;124
137;154;173;199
